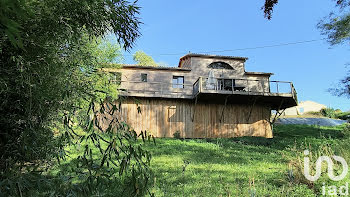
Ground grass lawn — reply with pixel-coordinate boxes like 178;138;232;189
144;124;348;196
44;124;349;196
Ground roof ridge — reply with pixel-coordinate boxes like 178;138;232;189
180;53;248;60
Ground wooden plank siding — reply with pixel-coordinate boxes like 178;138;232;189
102;97;273;138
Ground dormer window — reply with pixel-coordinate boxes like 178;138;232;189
208;62;233;69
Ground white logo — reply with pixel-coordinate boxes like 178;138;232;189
303;150;348;182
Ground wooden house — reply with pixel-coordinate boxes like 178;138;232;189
104;53;297;138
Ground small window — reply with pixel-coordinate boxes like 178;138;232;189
208;61;233;69
299;107;304;113
141;73;147;82
172;76;184;88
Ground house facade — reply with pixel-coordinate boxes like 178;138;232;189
104;53;297;138
282;100;327;116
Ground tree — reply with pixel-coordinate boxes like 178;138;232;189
314;1;350;97
262;0;279;20
0;0;153;196
133;50;158;66
262;0;350;45
318;0;350;45
262;0;350;97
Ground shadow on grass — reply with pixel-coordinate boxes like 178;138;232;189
0;169;126;196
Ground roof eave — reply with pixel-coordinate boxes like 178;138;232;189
245;72;274;76
121;64;191;71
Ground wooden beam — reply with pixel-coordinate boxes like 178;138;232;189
219;95;230;123
191;95;198;122
270;99;285;125
246;97;258;122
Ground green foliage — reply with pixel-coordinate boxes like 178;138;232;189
0;0;25;48
0;0;155;196
318;2;350;45
318;108;350;120
173;131;181;139
336;111;350;120
318;1;350;98
263;0;350;98
133;50;158;66
320;107;337;118
320;13;350;45
57;99;154;196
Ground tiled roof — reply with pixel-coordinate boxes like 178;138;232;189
180;53;248;61
121;64;191;71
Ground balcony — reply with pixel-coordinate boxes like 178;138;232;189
117;77;297;110
117;80;194;99
193;77;297;109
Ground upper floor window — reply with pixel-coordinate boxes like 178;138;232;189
208;62;233;69
172;76;184;88
299;107;304;114
141;73;147;82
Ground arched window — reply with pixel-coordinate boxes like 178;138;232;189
207;61;233;69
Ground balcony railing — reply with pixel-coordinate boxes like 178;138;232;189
116;80;194;98
193;77;297;99
117;77;297;101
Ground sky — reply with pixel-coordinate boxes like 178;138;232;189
116;0;350;111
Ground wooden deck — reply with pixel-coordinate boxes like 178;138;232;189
117;77;297;110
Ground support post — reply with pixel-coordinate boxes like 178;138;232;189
191;95;198;122
199;77;203;93
231;79;234;93
246;97;258;122
270;99;285;125
219;95;230;123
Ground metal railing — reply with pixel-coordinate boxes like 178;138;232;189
115;77;297;100
194;77;296;96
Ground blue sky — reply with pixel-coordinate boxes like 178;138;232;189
118;0;350;111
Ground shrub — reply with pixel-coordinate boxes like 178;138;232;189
335;111;350;120
320;108;337;118
173;131;181;139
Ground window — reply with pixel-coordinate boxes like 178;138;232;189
299;107;304;114
208;61;233;69
172;76;184;88
141;73;147;82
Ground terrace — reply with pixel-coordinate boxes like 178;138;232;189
117;76;297;110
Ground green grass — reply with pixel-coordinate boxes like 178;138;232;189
144;124;348;196
17;124;349;196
